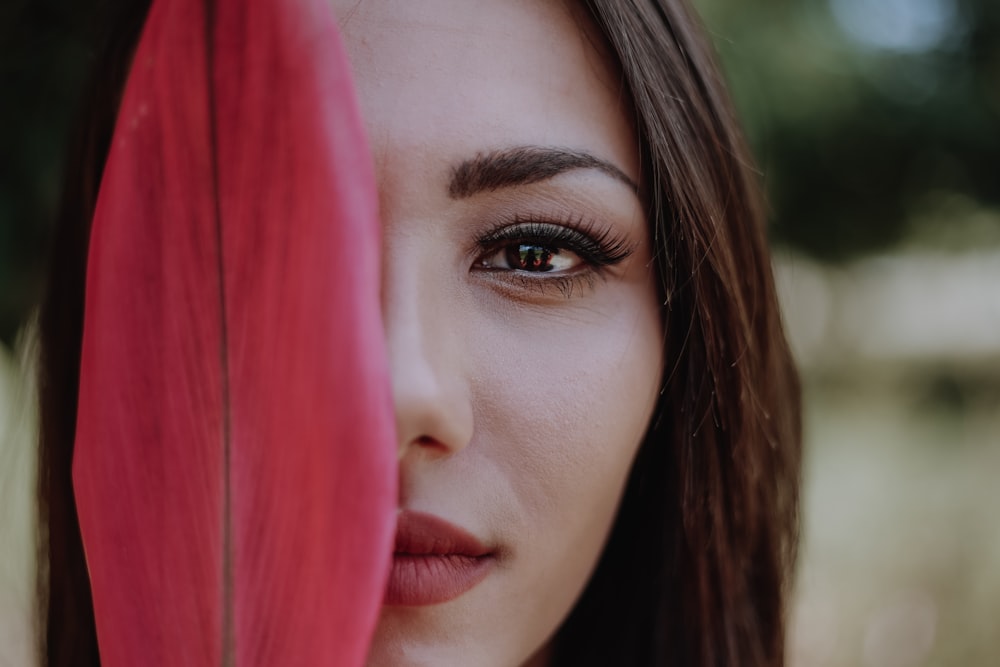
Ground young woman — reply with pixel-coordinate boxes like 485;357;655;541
38;1;801;665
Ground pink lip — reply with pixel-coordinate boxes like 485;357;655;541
384;510;495;606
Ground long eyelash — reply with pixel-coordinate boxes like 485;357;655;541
475;215;634;269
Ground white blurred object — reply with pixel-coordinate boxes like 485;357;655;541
775;250;1000;366
0;331;39;667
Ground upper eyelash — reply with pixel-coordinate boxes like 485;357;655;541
474;215;634;269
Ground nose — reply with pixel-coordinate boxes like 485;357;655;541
382;252;475;460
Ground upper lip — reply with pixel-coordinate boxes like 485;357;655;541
394;510;492;558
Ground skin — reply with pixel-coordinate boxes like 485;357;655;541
330;1;664;664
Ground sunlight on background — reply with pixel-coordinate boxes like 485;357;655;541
830;0;959;53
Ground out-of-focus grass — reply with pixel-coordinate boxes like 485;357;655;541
0;330;38;667
789;367;1000;667
778;250;1000;667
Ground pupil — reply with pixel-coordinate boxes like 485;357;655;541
509;244;555;272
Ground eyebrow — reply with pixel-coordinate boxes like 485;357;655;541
448;146;639;199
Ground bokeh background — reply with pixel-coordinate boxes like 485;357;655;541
2;0;998;664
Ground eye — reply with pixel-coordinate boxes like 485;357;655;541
474;218;632;273
470;217;635;298
480;243;583;273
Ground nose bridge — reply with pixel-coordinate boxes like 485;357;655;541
382;248;437;384
381;232;473;456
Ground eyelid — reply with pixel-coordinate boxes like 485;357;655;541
471;214;634;269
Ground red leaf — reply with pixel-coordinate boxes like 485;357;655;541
72;0;396;664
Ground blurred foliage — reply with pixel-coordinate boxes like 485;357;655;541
2;0;999;343
0;0;96;344
695;0;1000;260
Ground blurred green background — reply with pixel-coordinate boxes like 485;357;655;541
2;0;999;665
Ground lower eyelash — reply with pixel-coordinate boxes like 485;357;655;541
504;270;599;298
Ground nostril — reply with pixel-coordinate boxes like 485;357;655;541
398;434;452;461
413;435;449;453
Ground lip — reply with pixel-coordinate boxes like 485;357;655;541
384;510;495;606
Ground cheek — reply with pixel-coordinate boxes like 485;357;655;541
474;287;662;478
469;284;663;616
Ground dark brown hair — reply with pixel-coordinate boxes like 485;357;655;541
550;3;801;665
37;1;800;665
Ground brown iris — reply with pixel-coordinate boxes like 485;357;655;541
506;244;559;272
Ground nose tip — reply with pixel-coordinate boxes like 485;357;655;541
391;349;473;458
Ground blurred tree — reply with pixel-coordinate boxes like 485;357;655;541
0;0;95;344
696;0;1000;260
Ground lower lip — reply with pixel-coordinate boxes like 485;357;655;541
384;553;494;606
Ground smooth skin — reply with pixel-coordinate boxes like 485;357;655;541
330;1;665;665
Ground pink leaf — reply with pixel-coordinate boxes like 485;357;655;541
72;0;396;664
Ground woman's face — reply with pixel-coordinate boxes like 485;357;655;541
331;0;663;664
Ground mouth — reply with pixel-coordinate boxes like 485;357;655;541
384;510;496;606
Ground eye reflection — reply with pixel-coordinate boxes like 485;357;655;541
472;218;634;294
484;243;582;273
508;244;576;273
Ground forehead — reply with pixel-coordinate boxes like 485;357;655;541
329;0;638;184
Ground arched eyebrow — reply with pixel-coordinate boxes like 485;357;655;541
448;146;639;199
